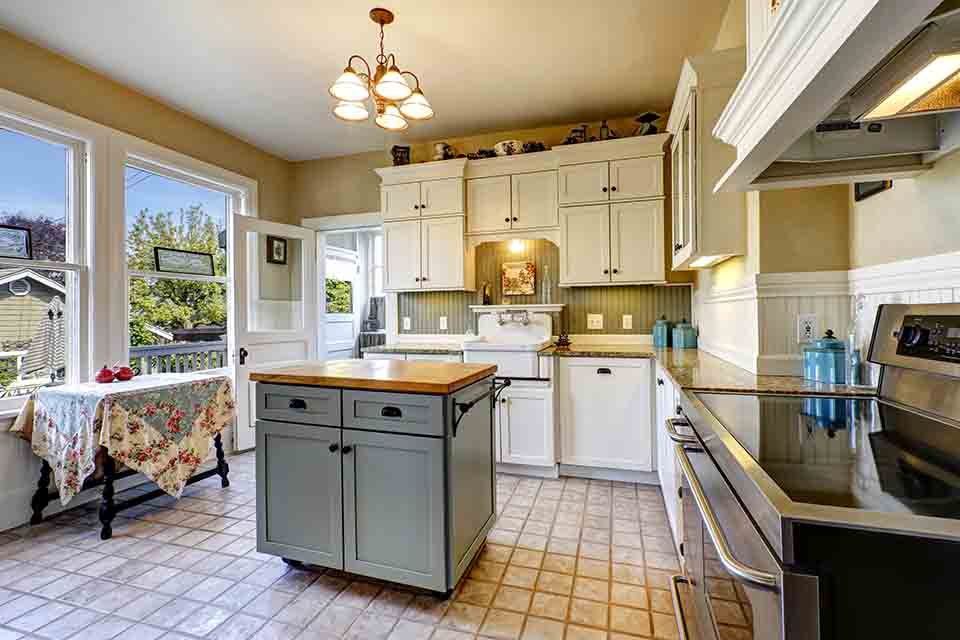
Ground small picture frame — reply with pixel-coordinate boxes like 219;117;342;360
502;261;536;296
0;224;32;259
854;180;893;202
154;247;215;276
266;236;287;265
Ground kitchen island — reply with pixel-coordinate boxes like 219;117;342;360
250;359;500;594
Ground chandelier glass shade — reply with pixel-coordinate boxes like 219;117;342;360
329;8;433;131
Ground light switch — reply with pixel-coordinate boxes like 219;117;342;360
622;314;633;330
587;314;604;330
403;317;412;331
439;316;448;331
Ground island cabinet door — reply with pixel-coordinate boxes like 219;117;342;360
341;429;447;591
256;421;343;569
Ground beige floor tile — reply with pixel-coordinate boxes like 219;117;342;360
480;544;514;564
546;538;579;556
493;586;533;613
535;571;573;596
510;549;544;569
480;608;526;639
611;584;648;609
517;534;549;552
432;628;475;640
388;618;435;640
502;566;539;590
573;576;610;602
611;605;652;635
648;589;673;614
566;624;609;639
440;602;487;633
522;521;552;537
577;558;611;580
497;517;526;532
470;560;506;583
402;594;450;624
520;615;565;640
528;593;569;621
551;524;581;540
645;570;673;591
570;597;609;628
456;579;497;606
652;611;680;639
541;554;575;574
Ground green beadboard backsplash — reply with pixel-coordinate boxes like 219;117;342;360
397;240;691;334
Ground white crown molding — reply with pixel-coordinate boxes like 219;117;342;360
849;252;960;295
302;212;382;230
375;158;467;184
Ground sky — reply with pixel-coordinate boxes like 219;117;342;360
0;126;228;235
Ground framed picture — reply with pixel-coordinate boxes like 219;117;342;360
266;236;287;265
854;180;892;202
502;261;536;296
154;247;215;276
0;224;32;259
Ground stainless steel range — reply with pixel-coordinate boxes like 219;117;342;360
669;304;960;640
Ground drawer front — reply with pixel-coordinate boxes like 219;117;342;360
343;390;446;437
257;384;342;426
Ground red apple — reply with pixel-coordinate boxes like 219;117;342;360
95;365;114;384
113;366;135;381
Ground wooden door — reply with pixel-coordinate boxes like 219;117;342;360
421;178;464;216
558;161;609;205
256;421;343;568
466;176;511;233
511;171;558;229
610;200;665;283
381;182;422;221
498;385;555;467
342;428;447;591
559;204;610;285
384;220;422;291
610;156;664;200
421;216;465;289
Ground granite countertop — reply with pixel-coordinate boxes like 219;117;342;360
363;343;464;355
544;344;876;397
250;360;496;395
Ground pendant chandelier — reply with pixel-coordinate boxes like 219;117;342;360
329;7;434;131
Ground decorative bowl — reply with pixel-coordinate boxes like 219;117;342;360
494;140;522;156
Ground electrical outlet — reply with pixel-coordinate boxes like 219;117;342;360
402;317;411;331
439;316;448;331
798;313;817;343
587;314;604;330
622;314;633;330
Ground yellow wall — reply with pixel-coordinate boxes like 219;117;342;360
0;28;294;223
714;0;746;51
850;151;960;268
759;185;849;273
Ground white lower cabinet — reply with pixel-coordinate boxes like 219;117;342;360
559;358;654;471
654;363;683;556
363;353;462;362
497;383;555;467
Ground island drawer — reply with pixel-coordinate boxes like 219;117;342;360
343;390;445;437
257;384;342;426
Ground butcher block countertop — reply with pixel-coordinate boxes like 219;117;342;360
249;359;497;395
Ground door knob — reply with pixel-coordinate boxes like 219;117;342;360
238;347;248;365
328;443;339;453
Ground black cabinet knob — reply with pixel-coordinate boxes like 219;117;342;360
512;217;518;222
342;445;354;454
501;398;507;404
504;217;510;223
603;269;609;275
328;443;339;453
421;276;428;281
674;243;682;251
421;204;427;209
415;277;421;282
612;269;619;274
611;186;618;192
602;187;608;193
414;204;419;209
657;378;664;386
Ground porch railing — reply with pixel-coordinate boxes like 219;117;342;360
130;340;228;374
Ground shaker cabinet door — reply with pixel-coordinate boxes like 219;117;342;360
384;220;422;291
341;429;447;591
499;385;555;467
610;156;663;200
256;421;343;569
466;176;512;233
511;171;558;229
421;178;464;216
610;200;665;283
559;204;610;285
558;161;609;205
381;182;422;221
421;216;465;289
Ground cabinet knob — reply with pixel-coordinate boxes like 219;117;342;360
342;445;354;454
421;204;427;209
421;276;428;281
512;217;518;222
674;243;682;252
414;204;420;210
501;398;507;404
597;367;612;375
328;443;339;453
505;217;510;223
611;186;618;192
603;269;609;275
657;378;664;386
602;187;608;193
612;269;619;274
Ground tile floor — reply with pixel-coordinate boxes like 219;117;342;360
0;453;682;639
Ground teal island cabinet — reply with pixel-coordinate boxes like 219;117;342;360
249;359;500;594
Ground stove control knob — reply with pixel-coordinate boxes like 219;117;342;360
900;324;929;348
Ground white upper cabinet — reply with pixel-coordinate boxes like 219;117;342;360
558;161;609;205
511;171;558;229
381;182;422;221
420;178;463;217
610;200;664;283
559;204;610;286
421;216;466;290
383;220;421;291
466;176;511;233
609;157;663;201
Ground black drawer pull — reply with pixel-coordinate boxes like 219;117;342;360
597;368;612;375
288;398;307;410
380;406;403;418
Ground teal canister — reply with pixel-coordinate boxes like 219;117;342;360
802;329;846;383
672;319;697;349
653;316;672;348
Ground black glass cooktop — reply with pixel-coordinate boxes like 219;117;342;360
695;393;960;519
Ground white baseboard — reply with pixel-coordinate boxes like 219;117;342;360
496;463;559;479
558;464;659;485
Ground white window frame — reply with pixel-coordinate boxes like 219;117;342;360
0;113;89;413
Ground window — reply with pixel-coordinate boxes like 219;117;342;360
326;278;353;314
324;248;357;316
124;161;236;374
0;118;83;405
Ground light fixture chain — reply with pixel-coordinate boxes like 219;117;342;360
376;22;386;65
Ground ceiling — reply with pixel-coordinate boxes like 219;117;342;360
0;1;730;161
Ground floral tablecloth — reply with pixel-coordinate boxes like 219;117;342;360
10;373;235;505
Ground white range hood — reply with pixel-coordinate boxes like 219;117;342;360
714;0;960;191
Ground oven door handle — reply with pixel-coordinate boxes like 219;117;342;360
665;417;699;446
675;444;780;591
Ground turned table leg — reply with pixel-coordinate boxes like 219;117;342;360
99;450;116;540
30;460;53;525
214;433;230;488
